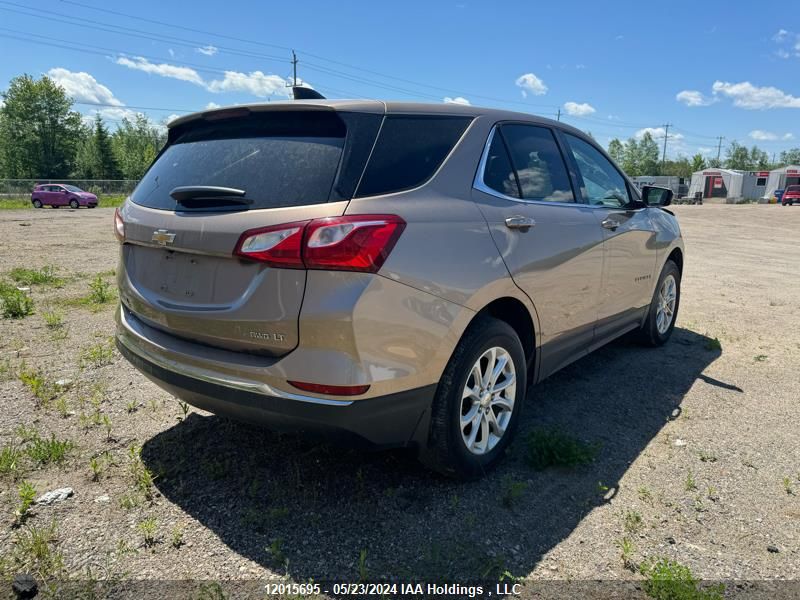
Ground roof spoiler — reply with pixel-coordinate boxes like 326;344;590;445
292;86;326;100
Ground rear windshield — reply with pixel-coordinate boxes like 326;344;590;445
131;112;346;211
787;185;800;192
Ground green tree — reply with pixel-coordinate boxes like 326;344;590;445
750;146;769;170
638;132;660;176
608;138;624;165
725;141;752;170
779;148;800;166
74;115;119;178
0;74;82;177
621;138;640;176
111;114;165;179
661;157;692;179
690;153;706;173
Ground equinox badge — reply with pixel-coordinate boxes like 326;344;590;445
151;229;176;246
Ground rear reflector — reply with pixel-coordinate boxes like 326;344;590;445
234;214;405;273
288;380;370;396
114;208;125;242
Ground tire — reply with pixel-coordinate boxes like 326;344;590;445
69;199;79;209
637;260;681;347
419;316;527;479
32;199;42;208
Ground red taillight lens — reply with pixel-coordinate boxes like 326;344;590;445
304;215;406;273
114;208;125;242
234;214;405;273
288;380;370;396
233;221;308;268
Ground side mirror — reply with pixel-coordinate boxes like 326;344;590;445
642;185;673;207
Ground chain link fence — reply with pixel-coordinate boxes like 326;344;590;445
0;179;139;198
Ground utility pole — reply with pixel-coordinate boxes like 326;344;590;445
661;123;672;166
291;50;298;87
556;108;561;121
715;136;724;163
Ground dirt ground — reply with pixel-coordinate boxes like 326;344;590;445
0;204;798;598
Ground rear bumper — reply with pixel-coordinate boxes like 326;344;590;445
116;325;435;449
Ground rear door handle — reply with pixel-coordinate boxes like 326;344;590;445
505;216;536;229
601;218;621;230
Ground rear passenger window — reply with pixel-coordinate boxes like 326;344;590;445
498;125;575;202
564;134;630;207
355;115;472;197
482;131;520;198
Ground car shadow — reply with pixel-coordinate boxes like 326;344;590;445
141;327;722;586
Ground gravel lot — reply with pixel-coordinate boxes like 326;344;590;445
0;204;798;598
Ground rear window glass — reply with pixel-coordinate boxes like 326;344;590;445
787;185;800;192
131;112;346;211
355;115;471;197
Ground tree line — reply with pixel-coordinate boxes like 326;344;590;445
0;74;166;180
607;132;800;179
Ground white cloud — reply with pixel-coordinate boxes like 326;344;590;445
783;132;795;140
776;49;791;59
773;29;789;42
676;89;716;107
712;80;800;109
443;96;470;105
205;102;221;110
563;101;595;116
697;146;714;155
635;127;684;142
206;71;289;97
196;45;218;56
47;68;123;106
749;129;779;140
115;56;205;86
515;73;547;97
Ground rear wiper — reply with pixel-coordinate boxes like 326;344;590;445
170;186;250;205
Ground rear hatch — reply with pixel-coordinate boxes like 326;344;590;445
118;105;383;356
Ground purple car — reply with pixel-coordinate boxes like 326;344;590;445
30;184;98;209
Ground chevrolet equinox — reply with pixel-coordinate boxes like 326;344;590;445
114;101;684;478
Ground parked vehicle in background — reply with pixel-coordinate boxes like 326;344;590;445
30;184;98;208
114;101;684;478
772;189;785;204
782;186;799;206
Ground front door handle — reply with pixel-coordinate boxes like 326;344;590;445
601;218;621;230
505;216;536;230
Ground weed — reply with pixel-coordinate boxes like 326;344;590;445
9;266;63;287
638;486;653;503
89;456;104;482
137;517;158;547
24;433;73;466
15;424;38;443
358;548;368;582
80;339;115;368
698;451;717;463
119;493;142;510
754;354;768;362
18;365;58;405
11;521;64;581
0;357;14;381
177;401;190;421
783;476;794;495
102;414;113;441
449;493;460;509
704;337;722;351
15;480;37;524
501;477;528;508
170;524;185;549
42;309;64;329
126;399;139;413
640;558;724;600
268;538;286;566
616;537;636;571
624;510;644;534
0;445;23;478
128;445;155;500
1;287;34;319
88;275;113;304
684;471;697;492
525;427;597;470
54;396;70;418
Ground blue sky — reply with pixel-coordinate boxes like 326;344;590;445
1;0;799;158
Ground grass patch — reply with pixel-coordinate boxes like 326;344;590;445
24;432;74;466
9;266;64;287
18;365;58;405
80;338;116;368
42;309;64;329
1;521;65;584
524;427;598;470
1;286;34;319
15;480;37;524
624;509;644;534
501;476;528;508
0;445;24;478
137;517;158;548
128;445;156;500
617;537;636;571
88;275;113;304
640;558;724;600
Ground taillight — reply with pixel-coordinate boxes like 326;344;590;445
233;221;307;268
114;208;125;242
288;380;370;396
234;215;405;273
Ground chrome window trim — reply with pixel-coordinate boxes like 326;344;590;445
473;125;645;211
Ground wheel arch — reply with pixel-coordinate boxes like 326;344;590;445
473;296;537;381
666;246;683;275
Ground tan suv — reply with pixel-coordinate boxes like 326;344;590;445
114;101;684;478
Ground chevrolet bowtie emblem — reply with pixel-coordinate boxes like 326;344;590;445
151;229;176;246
